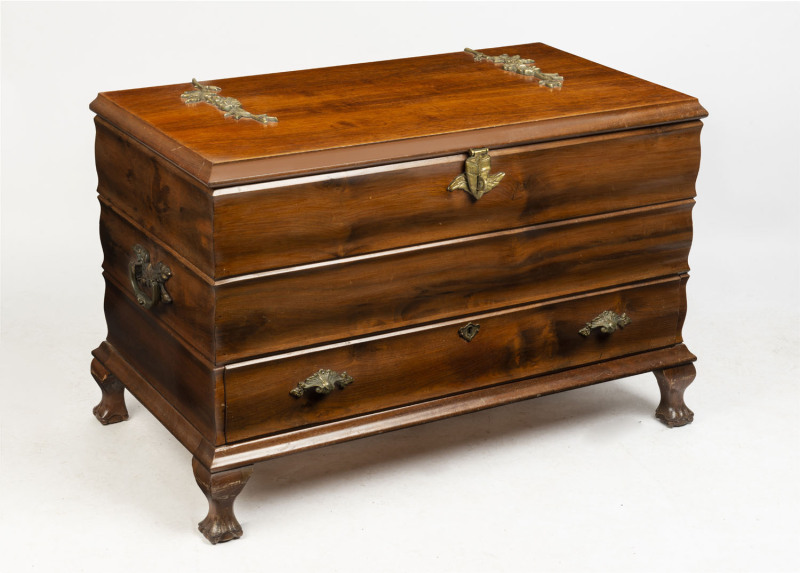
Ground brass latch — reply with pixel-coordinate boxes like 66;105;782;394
448;148;505;201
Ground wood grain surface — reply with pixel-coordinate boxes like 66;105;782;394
212;344;696;469
214;201;694;363
95;118;214;276
225;277;684;441
99;201;215;359
103;277;219;443
90;43;707;186
88;41;706;541
213;122;701;277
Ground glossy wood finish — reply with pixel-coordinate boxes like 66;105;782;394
92;341;216;462
90;43;707;186
654;363;696;427
91;338;696;473
94;118;214;277
91;357;129;425
192;458;253;544
103;276;221;444
99;201;215;358
211;344;697;472
213;122;701;277
225;277;684;441
215;201;693;363
90;43;704;542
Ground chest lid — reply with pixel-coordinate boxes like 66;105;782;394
91;43;707;188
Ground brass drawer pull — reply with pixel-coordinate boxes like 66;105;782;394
579;311;631;337
128;245;172;309
290;369;353;398
448;148;505;200
458;322;481;342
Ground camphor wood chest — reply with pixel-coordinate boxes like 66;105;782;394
90;44;707;543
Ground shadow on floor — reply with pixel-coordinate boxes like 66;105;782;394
240;374;657;502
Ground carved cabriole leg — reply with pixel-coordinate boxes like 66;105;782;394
192;457;254;544
654;363;696;427
91;357;129;425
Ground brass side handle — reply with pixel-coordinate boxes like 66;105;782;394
579;311;631;337
128;244;172;310
448;148;505;200
290;369;353;398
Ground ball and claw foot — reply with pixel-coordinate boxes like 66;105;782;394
91;358;129;425
193;458;254;544
654;363;696;427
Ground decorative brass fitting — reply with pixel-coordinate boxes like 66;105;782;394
464;48;563;88
458;322;481;342
128;244;172;310
290;369;354;398
448;148;505;200
578;311;631;337
181;78;278;124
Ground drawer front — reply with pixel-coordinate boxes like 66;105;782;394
225;277;685;441
215;201;692;363
213;122;701;278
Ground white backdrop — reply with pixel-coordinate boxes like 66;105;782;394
2;2;799;572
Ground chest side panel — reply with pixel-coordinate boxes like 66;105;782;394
94;118;214;278
99;202;215;359
102;277;221;444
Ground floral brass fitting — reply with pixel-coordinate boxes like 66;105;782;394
181;78;278;124
579;311;631;337
128;244;172;310
290;369;353;398
465;48;563;88
448;148;505;201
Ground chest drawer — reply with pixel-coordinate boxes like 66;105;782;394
225;276;685;441
214;122;700;278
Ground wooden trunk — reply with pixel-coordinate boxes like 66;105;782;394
89;43;706;544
